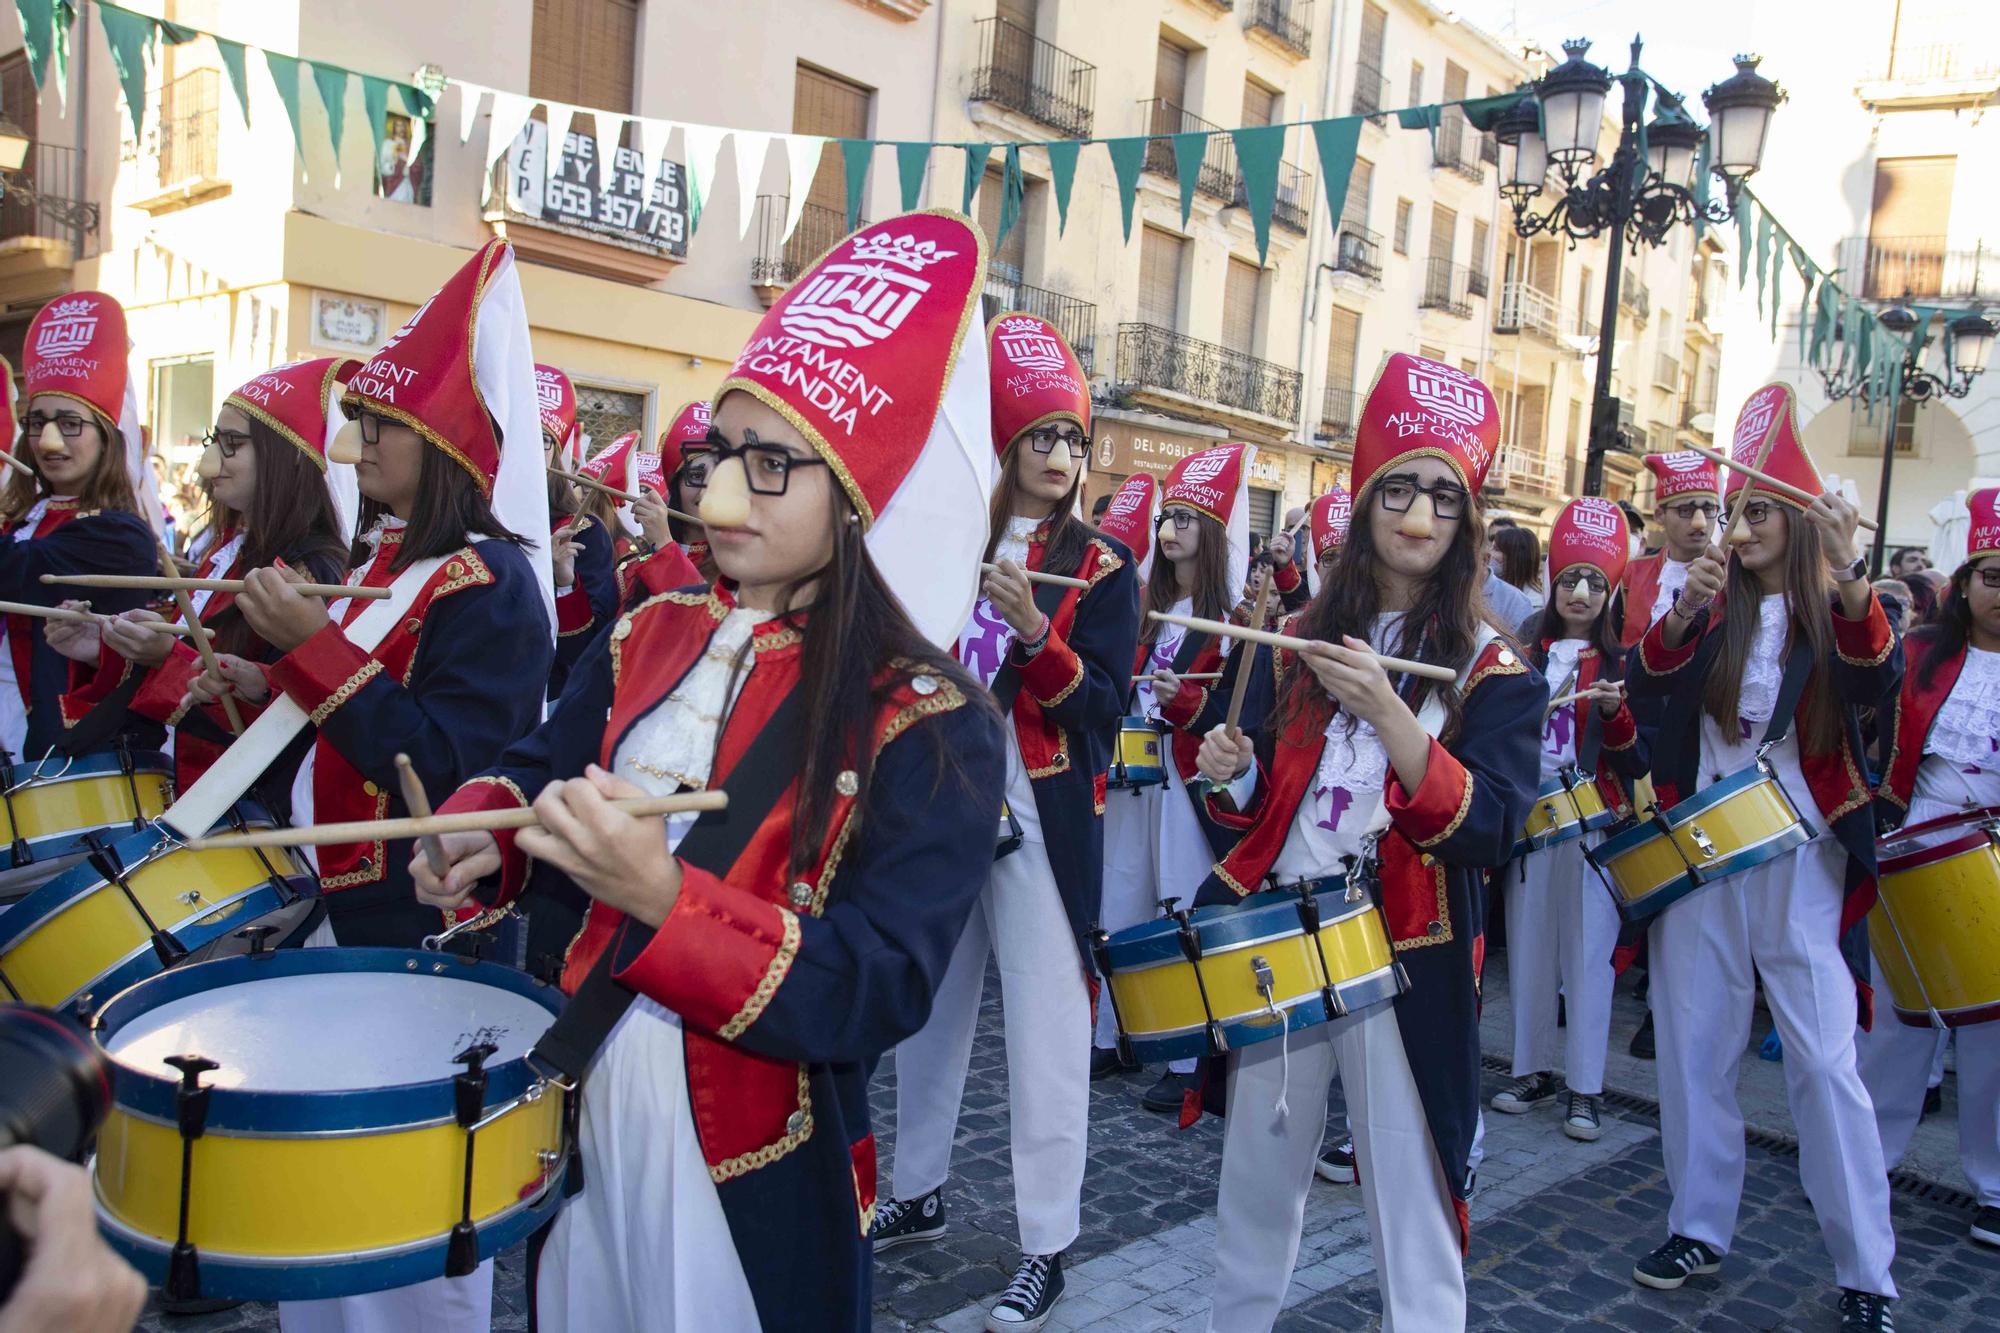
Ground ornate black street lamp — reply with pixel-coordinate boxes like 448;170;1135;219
1493;40;1785;496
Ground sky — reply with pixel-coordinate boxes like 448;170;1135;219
1449;0;1771;113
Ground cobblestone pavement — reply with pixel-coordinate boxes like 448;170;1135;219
134;954;1989;1333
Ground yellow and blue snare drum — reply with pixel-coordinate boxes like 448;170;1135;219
1093;878;1406;1064
0;802;319;1009
1871;806;2000;1028
1108;716;1166;790
91;948;569;1303
1512;767;1618;860
1587;761;1813;924
0;749;173;869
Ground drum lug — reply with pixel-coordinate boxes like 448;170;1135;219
1688;824;1718;859
1321;983;1347;1020
84;831;187;967
1204;1021;1227;1057
1087;925;1136;1065
162;1054;219;1302
1292;886;1321;935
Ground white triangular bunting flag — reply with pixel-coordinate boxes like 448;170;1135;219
682;122;728;231
637;115;675;202
544;103;575;192
781;134;827;244
731;129;771;240
455;81;487;146
487;90;535;172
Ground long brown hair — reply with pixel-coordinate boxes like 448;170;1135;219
349;442;526;570
1530;575;1623;668
2;406;141;523
1910;559;1977;693
195;420;350;655
981;436;1092;579
1701;505;1839;753
1275;475;1492;741
578;484;633;544
1140;510;1232;644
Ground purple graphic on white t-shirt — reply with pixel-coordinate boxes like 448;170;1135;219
1315;784;1354;831
1739;718;1754;742
959;599;1015;688
1136;632;1183;716
1543;704;1575;760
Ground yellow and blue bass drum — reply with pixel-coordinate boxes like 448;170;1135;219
1871;805;2000;1028
91;947;570;1302
1587;760;1813;924
0;802;320;1009
1512;766;1618;860
1092;878;1406;1064
1107;717;1166;790
0;748;173;871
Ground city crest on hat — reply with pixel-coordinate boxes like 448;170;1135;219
715;209;987;529
1967;487;2000;563
1352;352;1499;497
582;431;641;492
659;399;713;460
1311;485;1353;561
226;358;356;470
988;310;1088;455
1643;450;1720;503
344;238;514;494
1098;472;1156;578
1725;382;1822;511
534;364;577;453
1162;442;1250;526
1549;496;1631;586
24;291;129;426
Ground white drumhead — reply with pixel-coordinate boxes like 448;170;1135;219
104;972;554;1091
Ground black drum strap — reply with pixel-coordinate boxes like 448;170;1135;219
989;579;1074;715
1757;638;1816;751
529;685;806;1085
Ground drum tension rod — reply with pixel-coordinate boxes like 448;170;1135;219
115;737;146;832
163;1054;219;1302
0;752;28;865
83;830;186;966
447;1041;500;1279
1086;926;1136;1069
232;805;300;901
1164;900;1228;1058
1290;883;1348;1021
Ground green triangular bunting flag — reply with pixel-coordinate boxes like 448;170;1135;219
1755;210;1773;315
265;51;308;164
96;3;157;146
311;63;350;178
839;138;872;230
895;142;929;212
1737;195;1754;289
215;38;251;127
361;75;393;184
997;144;1024;251
961;144;993;215
1169;131;1206;227
1231;124;1285;265
1105;137;1148;242
1045;139;1080;235
15;0;56;91
1311;118;1362;239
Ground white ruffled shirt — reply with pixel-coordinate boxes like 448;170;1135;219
1698;592;1809;807
1915;645;2000;810
1539;637;1588;780
1648;555;1693;626
1269;613;1406;882
955;515;1044;843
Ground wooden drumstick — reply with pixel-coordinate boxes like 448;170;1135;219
1685;442;1879;532
1547;682;1622;711
1130;671;1224;682
980;562;1089;590
1223;568;1276;737
155;542;243;735
1145;611;1461;683
0;599;213;638
553;465;702;526
41;573;391;601
182;790;730;851
395;753;449;879
0;448;36;480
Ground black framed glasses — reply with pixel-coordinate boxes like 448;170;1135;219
699;430;828;496
1160;507;1199;531
677;447;716;489
23;411;89;440
1662;500;1720;522
351;408;389;445
1976;567;2000;590
1555;570;1609;594
202;428;253;460
1742;500;1776;526
1023;425;1089;459
1375;476;1468;520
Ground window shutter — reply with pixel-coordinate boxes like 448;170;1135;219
1223;258;1262;351
793;65;873;216
1325;307;1361;391
530;0;638;112
1139;228;1185;329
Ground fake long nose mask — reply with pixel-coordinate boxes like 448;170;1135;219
698;453;752;528
1397;500;1435;540
36;421;64;455
326;419;366;466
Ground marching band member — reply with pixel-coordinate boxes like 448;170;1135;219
608;401;708;609
664;402;718;584
1092;443;1273;1114
1625;385;1900;1332
539;364;618;700
1492;498;1647;1143
1620;451;1723;646
411;210;1004;1332
1865;484;2000;1249
876;313;1139;1331
1193;354;1541;1331
49;359;352;802
2;293;160;761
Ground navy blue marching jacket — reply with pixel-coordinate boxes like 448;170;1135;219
1;500;158;758
989;528;1140;970
549;514;618;700
437;585;1004;1332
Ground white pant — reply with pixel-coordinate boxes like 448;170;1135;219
1859;959;2000;1207
277;1265;493;1333
1209;1003;1464;1332
891;836;1091;1254
1648;836;1897;1296
1506;837;1619;1094
1096;775;1211;1073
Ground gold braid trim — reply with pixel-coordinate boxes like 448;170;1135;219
1837;636;1894;669
717;906;801;1041
1639;628;1698;677
1392;864;1455;951
1826;742;1874;825
1412;770;1475;849
1215;861;1255;899
1876;693;1907;808
709;1066;813;1182
610;588;719;684
1083;538;1124;590
1025;727;1071;779
1462;656;1529;696
461;774;529;807
1030;650;1085;709
810;808;859;916
309;659;383;726
877;680;967;748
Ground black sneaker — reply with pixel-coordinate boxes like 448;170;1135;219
1632;1235;1721;1290
1839;1289;1895;1331
1923;1085;1943;1118
1140;1070;1190;1114
1090;1046;1138;1081
1563;1091;1603;1142
1629;1011;1656;1060
1490;1070;1559;1113
986;1251;1064;1331
1970;1204;2000;1247
870;1189;945;1251
1315;1136;1356;1184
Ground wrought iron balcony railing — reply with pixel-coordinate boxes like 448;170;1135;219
1117;323;1301;423
1875;44;2000;84
157;68;221;187
750;196;860;288
1493;281;1560;338
0;141;93;252
1468;267;1490;299
969;16;1096;139
1620;283;1651;321
1433;111;1484;182
984;272;1098;376
1138;100;1235;202
1273;159;1313;234
1494;443;1563;498
1333;222;1382;280
1320;386;1357;441
1655;352;1681;390
1420;258;1475;318
1351;61;1388;117
1245;0;1312;57
1839;234;2000;302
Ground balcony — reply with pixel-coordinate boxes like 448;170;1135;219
1655;352;1681;391
1433;112;1484;183
1468;267;1490;299
1620;283;1651;322
984;272;1097;376
1351;61;1388;117
1245;0;1312;58
969;17;1095;139
1319;386;1357;443
1681;397;1717;433
1479;130;1498;165
1272;160;1313;235
1116;323;1301;425
1332;222;1383;281
0;142;92;306
750;197;859;302
132;68;228;213
1494;443;1564;499
1420;258;1475;318
1493;281;1560;339
1839;235;2000;302
1138;100;1235;202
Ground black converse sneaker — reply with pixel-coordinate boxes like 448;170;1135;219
986;1251;1065;1331
1971;1204;2000;1247
1839;1289;1895;1331
870;1188;945;1251
1315;1136;1357;1184
1632;1235;1722;1290
1490;1070;1559;1113
1563;1091;1603;1141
